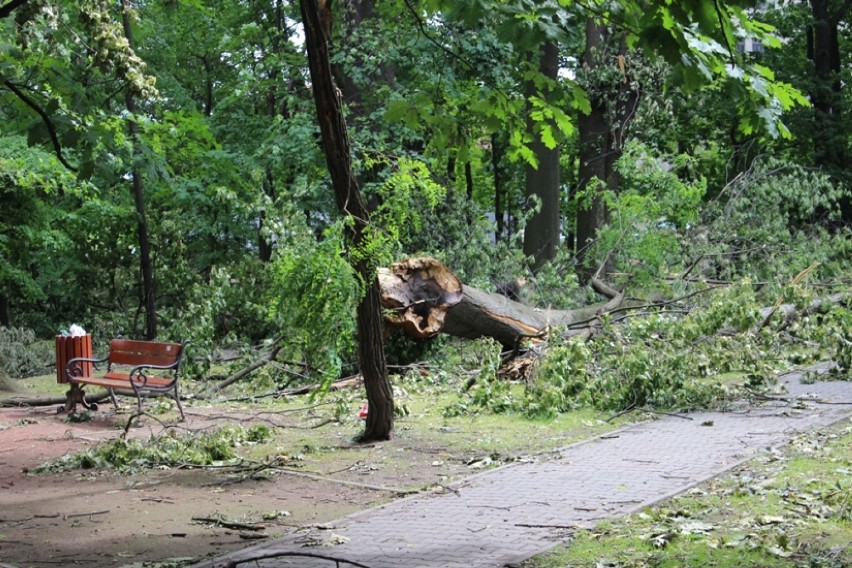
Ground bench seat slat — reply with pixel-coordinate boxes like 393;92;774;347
74;374;175;390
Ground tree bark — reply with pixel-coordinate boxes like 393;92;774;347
379;257;623;347
492;133;505;243
0;293;10;327
523;39;561;271
122;0;157;340
807;0;849;220
300;0;393;441
379;258;849;350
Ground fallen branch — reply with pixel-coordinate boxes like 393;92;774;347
0;392;110;408
514;522;583;530
224;551;372;568
196;343;286;399
279;375;363;396
191;516;265;532
64;510;109;520
757;262;821;332
275;467;418;495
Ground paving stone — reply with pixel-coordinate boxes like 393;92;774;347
196;368;852;568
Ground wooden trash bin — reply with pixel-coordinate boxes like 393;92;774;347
55;334;93;384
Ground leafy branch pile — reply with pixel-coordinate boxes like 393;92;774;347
32;424;271;474
449;281;851;418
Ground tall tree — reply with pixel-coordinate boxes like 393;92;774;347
523;39;561;270
122;0;157;340
806;0;850;218
300;0;393;441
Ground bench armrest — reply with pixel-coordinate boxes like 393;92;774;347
65;355;108;382
127;361;181;391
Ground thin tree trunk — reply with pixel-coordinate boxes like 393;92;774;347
258;0;285;263
300;0;393;441
492;133;504;243
122;0;157;340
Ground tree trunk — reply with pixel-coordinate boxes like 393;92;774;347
0;293;10;328
379;257;848;350
807;0;849;220
300;0;393;442
258;0;285;263
441;285;620;346
379;257;621;347
492;133;505;243
122;0;157;340
575;19;638;283
523;39;561;271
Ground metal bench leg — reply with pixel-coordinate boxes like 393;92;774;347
108;388;119;410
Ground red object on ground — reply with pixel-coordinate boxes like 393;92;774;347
358;404;369;419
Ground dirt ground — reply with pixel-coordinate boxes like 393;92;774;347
0;402;477;568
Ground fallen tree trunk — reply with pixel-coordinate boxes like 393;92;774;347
441;285;625;346
379;257;625;346
379;257;848;348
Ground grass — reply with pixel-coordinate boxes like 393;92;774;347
525;423;852;568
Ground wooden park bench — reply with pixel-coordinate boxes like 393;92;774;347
61;338;189;421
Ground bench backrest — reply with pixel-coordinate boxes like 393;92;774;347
108;339;185;369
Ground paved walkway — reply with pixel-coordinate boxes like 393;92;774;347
197;365;852;568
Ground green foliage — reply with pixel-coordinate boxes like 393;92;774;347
468;337;514;413
797;307;852;380
710;157;846;233
529;284;781;414
366;157;448;265
522;248;582;309
443;337;513;417
691;157;851;289
523;339;592;417
445;283;830;419
578;142;706;285
270;222;361;387
0;327;54;379
33;424;272;474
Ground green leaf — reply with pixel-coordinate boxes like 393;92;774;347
384;99;410;123
539;124;557;150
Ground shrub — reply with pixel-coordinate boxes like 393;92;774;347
0;327;53;379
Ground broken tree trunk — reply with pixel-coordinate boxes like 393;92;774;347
379;257;849;348
379;257;624;347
